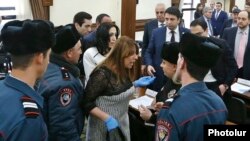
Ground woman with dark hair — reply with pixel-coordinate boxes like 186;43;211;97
82;36;155;141
83;22;119;84
194;3;203;19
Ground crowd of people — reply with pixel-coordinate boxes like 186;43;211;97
0;1;250;141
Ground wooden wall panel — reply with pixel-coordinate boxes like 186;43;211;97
121;0;136;39
42;0;53;6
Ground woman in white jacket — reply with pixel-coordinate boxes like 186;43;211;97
83;23;119;85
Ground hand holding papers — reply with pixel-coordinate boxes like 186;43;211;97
129;89;157;110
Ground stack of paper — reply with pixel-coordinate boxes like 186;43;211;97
231;78;250;94
129;95;154;110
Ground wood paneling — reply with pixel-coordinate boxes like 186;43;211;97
121;0;136;39
135;18;153;32
229;0;235;12
42;0;53;6
172;0;180;7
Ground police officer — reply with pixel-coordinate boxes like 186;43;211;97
136;42;181;141
139;42;181;116
38;26;84;141
155;33;228;141
0;20;55;140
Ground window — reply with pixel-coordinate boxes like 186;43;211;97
0;0;32;25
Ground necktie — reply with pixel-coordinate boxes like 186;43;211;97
170;30;175;42
215;12;219;19
160;23;165;27
237;32;247;68
207;19;213;36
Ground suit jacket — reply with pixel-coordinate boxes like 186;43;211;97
220;19;233;37
198;16;214;36
208;37;238;86
141;19;158;61
194;11;202;19
222;26;250;80
83;30;96;50
144;26;189;91
211;10;228;36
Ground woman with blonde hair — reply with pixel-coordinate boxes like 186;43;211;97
82;36;155;141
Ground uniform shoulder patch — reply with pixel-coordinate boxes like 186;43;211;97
156;120;172;141
61;67;70;80
162;93;179;109
21;96;39;118
59;88;73;106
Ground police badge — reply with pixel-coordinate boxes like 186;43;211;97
167;89;176;98
59;88;73;106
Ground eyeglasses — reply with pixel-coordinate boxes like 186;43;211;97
156;11;164;14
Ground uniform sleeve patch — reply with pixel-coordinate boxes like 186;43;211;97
21;96;39;118
59;88;73;106
156;120;172;141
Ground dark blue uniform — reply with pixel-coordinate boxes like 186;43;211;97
0;76;48;141
38;61;84;141
156;82;227;141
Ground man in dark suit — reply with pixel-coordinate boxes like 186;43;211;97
198;6;214;36
190;19;238;106
144;6;189;92
220;8;240;37
222;10;250;80
83;13;112;51
141;3;166;74
211;2;228;37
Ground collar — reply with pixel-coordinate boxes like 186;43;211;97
158;21;165;27
50;52;80;78
216;10;221;13
179;81;208;96
4;75;44;108
167;25;179;33
237;26;249;35
203;16;210;21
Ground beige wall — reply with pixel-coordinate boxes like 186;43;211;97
235;0;245;10
50;0;122;27
136;0;171;19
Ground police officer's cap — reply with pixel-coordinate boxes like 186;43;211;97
179;33;222;68
1;20;55;56
52;26;80;54
161;42;179;64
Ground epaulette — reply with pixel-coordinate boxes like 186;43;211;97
61;67;70;80
21;96;39;118
162;93;180;109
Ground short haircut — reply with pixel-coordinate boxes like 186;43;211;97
190;19;207;31
96;13;110;24
216;2;222;6
165;7;181;19
185;57;209;81
203;6;212;14
73;11;92;26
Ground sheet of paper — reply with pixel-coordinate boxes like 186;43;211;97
231;83;250;94
237;78;250;87
145;89;157;97
129;95;154;110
